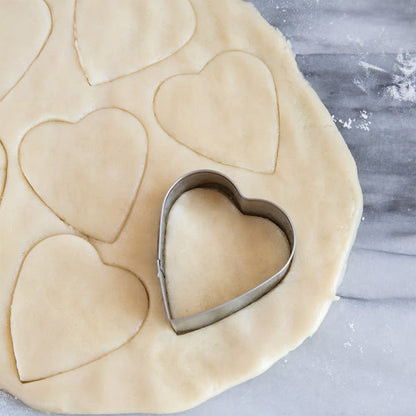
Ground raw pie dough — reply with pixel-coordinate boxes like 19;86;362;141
0;0;363;414
0;141;6;202
154;51;279;173
165;188;290;319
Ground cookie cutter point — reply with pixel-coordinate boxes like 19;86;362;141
157;169;296;335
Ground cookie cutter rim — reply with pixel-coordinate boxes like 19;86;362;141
157;170;296;335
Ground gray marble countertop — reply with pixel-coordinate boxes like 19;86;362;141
1;0;415;415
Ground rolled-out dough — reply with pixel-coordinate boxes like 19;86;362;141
0;0;362;414
165;188;290;319
0;141;6;202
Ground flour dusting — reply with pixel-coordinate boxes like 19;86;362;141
353;76;367;93
387;53;416;103
356;110;372;131
332;109;372;132
359;61;387;73
354;53;416;103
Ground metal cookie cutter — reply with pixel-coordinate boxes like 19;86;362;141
157;170;296;335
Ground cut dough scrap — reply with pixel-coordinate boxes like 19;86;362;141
0;141;6;202
74;0;196;85
19;108;147;242
0;0;51;101
154;51;279;173
165;188;290;318
10;235;149;382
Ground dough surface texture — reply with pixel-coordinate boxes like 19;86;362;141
11;235;149;383
0;0;362;413
154;51;279;173
19;108;148;242
74;0;196;85
165;188;290;319
0;141;6;203
0;0;52;101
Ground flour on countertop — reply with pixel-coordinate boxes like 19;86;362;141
0;392;22;416
358;61;387;73
332;110;372;132
387;53;416;103
354;53;416;103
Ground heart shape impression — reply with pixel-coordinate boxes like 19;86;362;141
157;170;295;334
74;0;196;85
154;51;280;173
10;235;149;382
0;0;51;101
19;108;148;242
0;141;6;203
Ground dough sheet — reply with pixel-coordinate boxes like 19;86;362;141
0;0;362;413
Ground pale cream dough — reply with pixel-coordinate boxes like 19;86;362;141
0;141;6;203
74;0;196;85
165;188;290;319
11;235;149;383
19;108;148;243
154;51;279;173
0;0;363;414
0;0;52;101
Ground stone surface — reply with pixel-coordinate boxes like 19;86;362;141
1;0;415;414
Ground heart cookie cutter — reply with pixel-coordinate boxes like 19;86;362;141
157;170;296;335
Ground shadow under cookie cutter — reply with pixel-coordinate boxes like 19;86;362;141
157;170;296;335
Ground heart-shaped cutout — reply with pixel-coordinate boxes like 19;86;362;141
158;171;295;334
74;0;196;85
0;0;51;101
154;51;280;174
0;141;6;203
19;108;148;242
10;235;149;382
